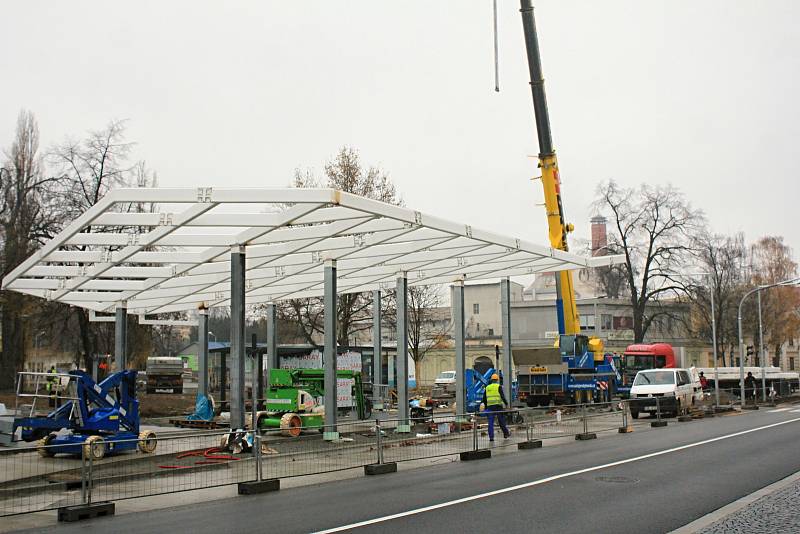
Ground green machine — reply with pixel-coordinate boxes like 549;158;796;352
254;368;372;437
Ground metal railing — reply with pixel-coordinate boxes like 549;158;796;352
0;399;678;517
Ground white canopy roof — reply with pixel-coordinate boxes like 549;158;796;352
2;188;620;316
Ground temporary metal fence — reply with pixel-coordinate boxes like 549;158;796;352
0;400;669;517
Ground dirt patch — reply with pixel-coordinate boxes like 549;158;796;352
139;393;196;417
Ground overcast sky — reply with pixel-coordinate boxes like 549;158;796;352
2;1;799;260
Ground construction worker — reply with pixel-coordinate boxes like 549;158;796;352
744;371;757;404
46;365;58;407
482;373;510;441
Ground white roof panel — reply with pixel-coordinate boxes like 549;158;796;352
1;188;621;315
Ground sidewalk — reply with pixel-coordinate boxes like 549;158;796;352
672;470;800;533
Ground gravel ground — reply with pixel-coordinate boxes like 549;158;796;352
697;477;800;533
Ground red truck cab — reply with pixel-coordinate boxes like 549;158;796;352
618;343;676;396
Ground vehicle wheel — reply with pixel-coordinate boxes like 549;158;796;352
175;387;183;394
526;397;537;408
674;400;682;418
631;410;639;419
280;413;303;437
37;434;56;458
137;430;157;453
254;411;268;431
363;398;373;420
83;436;105;461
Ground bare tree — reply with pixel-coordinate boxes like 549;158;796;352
749;236;800;365
594;180;705;343
687;232;747;366
406;284;449;384
49;120;156;369
0;111;64;388
277;147;401;346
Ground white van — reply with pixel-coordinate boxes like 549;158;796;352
629;368;695;419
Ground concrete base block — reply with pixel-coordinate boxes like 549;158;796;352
651;420;668;427
575;432;597;441
518;440;542;450
678;415;693;422
396;424;411;434
323;431;340;441
58;502;115;522
618;426;634;433
742;405;759;411
460;449;491;461
364;462;397;475
238;478;280;495
703;411;715;418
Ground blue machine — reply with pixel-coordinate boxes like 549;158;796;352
518;334;621;406
13;370;156;459
464;368;517;413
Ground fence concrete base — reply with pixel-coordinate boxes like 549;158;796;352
678;415;693;422
238;479;280;495
651;420;668;427
460;449;491;461
742;405;759;411
618;426;634;433
365;462;397;475
518;440;542;450
575;433;597;440
58;502;115;522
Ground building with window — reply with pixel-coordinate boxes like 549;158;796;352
511;297;711;367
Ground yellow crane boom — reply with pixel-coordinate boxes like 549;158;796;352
519;0;580;335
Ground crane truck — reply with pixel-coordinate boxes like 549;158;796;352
513;1;618;403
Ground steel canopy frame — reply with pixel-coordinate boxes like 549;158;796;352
2;187;621;315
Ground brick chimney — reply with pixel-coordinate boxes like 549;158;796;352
591;216;608;256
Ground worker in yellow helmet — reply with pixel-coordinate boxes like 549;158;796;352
482;373;510;441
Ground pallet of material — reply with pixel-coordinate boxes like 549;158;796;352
169;418;228;429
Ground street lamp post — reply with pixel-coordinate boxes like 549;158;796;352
757;290;767;403
707;276;720;409
675;273;719;408
737;277;800;409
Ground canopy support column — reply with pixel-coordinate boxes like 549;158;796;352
453;280;466;420
229;245;246;430
323;260;339;441
396;274;410;433
501;278;513;404
115;302;127;371
266;303;278;371
198;308;209;397
372;289;383;410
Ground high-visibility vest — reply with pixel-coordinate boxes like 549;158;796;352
485;383;502;406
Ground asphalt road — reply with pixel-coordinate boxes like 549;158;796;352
25;406;800;534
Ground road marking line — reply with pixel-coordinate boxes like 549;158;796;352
791;409;800;413
768;408;792;413
314;417;800;534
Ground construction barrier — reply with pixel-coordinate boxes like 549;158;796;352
0;398;723;517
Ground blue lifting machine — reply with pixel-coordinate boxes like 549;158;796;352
12;369;157;460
